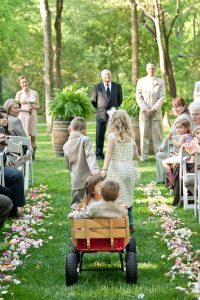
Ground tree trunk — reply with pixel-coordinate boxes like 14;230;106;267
130;0;138;85
136;0;179;98
54;0;63;89
163;44;176;97
39;0;53;133
0;72;2;104
153;0;166;82
160;4;178;98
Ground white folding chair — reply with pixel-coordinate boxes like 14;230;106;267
6;140;24;171
7;140;23;156
0;152;5;186
179;147;195;209
8;136;33;190
194;153;200;223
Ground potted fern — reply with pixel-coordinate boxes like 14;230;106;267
121;95;142;152
50;84;94;156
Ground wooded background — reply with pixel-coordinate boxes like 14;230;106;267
1;0;200;116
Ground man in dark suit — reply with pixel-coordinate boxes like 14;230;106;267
91;69;123;160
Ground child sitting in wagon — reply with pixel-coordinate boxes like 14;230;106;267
76;174;105;210
68;180;127;219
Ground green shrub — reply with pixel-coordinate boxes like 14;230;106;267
122;84;139;118
49;84;94;121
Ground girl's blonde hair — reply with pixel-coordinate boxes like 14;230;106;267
77;174;105;209
192;125;200;137
108;110;134;143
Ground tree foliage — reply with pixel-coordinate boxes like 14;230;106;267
1;0;200;109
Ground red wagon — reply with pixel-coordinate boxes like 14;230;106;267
65;217;137;286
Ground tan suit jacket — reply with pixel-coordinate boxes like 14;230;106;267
68;201;128;219
193;81;200;101
136;76;165;120
63;132;99;190
8;116;26;137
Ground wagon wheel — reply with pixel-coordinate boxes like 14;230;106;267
69;240;80;264
65;253;78;286
125;252;138;284
126;236;137;253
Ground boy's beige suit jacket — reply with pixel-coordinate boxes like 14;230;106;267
63;132;99;190
68;201;128;219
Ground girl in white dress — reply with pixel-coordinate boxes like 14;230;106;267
101;110;139;233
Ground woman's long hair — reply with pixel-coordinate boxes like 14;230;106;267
172;97;189;114
77;174;105;209
0;109;10;135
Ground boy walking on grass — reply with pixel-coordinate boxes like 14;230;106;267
63;117;99;208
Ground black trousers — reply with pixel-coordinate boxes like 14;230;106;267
0;194;13;229
96;119;107;157
4;167;25;210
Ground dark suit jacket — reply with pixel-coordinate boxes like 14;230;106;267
91;81;123;120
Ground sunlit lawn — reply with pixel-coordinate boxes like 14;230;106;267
1;122;199;300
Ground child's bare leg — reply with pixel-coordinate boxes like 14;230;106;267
162;158;173;172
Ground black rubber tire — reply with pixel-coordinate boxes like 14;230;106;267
65;253;78;286
69;241;80;264
126;252;138;284
126;236;137;253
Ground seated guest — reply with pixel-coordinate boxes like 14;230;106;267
162;119;192;188
172;101;200;205
68;180;127;219
0;133;25;217
156;97;192;183
0;108;10;135
181;125;200;188
3;99;26;137
0;194;13;229
2;170;25;218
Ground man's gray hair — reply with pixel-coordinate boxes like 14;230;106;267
146;62;156;68
189;101;200;113
101;69;111;77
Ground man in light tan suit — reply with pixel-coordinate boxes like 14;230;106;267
68;180;127;219
193;81;200;102
63;117;99;208
136;62;165;161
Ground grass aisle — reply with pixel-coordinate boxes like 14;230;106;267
1;124;199;300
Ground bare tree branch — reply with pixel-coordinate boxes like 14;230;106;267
135;0;154;22
140;12;156;37
167;0;180;39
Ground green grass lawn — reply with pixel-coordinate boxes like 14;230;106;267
1;123;199;300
